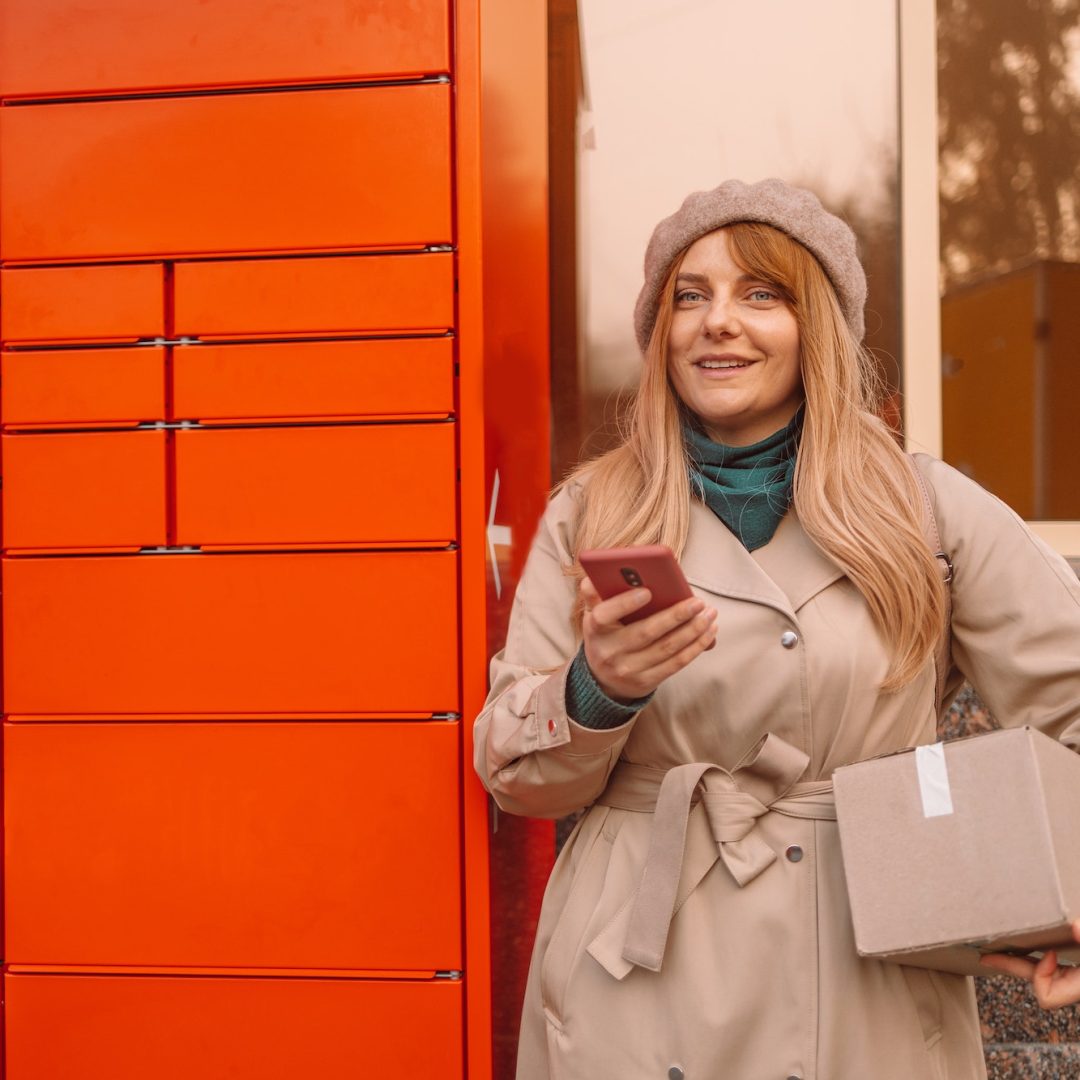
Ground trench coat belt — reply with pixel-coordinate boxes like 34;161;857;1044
588;732;836;979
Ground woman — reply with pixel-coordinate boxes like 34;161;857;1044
474;179;1080;1080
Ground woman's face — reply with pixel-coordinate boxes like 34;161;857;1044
666;228;803;446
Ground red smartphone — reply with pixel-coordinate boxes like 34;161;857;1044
579;544;694;624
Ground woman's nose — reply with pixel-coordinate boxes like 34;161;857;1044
702;296;740;338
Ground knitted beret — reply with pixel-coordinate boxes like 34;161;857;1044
633;178;867;351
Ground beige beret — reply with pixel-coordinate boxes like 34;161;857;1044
633;178;867;351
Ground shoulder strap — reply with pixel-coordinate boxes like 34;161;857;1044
909;457;953;717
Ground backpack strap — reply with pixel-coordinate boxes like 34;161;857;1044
909;457;953;717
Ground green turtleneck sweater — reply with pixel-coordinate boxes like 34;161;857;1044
567;410;802;729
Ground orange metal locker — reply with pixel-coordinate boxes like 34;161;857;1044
6;974;463;1079
173;252;454;339
174;422;457;547
3;551;459;717
0;85;452;262
0;0;450;98
2;430;166;550
172;338;454;423
1;347;166;428
0;1;554;1076
6;721;461;969
0;265;165;343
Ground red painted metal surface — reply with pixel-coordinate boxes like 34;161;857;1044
0;0;450;97
6;974;463;1079
175;423;458;546
1;346;166;428
172;338;454;423
6;721;462;969
0;265;164;343
1;85;452;261
3;552;459;716
173;253;454;338
2;430;166;550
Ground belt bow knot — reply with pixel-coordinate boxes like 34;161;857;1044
588;733;834;978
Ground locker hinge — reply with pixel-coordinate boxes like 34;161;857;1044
429;75;452;84
135;337;202;346
137;420;201;430
434;970;463;980
431;712;460;721
139;546;202;554
425;244;455;253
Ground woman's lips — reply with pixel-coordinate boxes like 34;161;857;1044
694;356;757;376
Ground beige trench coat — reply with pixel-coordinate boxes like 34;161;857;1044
474;453;1080;1080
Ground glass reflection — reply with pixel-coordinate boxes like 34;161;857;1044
573;0;900;461
938;0;1080;518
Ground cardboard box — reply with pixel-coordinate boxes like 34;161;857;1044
834;726;1080;976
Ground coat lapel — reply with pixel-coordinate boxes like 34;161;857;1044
750;506;847;611
681;498;845;617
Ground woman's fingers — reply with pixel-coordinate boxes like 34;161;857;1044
980;949;1080;1010
579;578;716;700
979;953;1036;980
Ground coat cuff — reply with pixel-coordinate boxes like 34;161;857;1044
564;646;654;730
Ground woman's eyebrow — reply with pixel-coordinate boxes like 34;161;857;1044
676;271;765;284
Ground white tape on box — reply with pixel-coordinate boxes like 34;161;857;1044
915;743;954;818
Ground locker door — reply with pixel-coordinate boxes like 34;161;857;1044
0;0;451;97
2;430;167;550
175;423;457;547
4;551;459;716
6;722;462;969
1;85;452;261
6;974;463;1080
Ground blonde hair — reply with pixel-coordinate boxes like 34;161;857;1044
563;222;946;692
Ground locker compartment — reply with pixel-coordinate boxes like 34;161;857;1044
175;422;457;547
0;0;450;98
2;430;166;550
3;550;458;715
6;973;463;1080
2;346;165;428
6;721;461;969
0;84;452;262
172;338;454;422
0;265;165;344
173;252;454;339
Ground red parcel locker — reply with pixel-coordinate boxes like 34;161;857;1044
0;0;451;98
174;422;458;547
0;1;555;1077
0;84;453;262
3;551;459;717
2;429;167;551
172;338;455;423
5;974;463;1080
2;346;166;429
5;721;462;969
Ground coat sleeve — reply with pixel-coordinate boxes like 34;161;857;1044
916;454;1080;750
472;485;642;818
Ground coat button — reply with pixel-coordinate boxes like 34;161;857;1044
787;1075;803;1080
668;1069;685;1080
780;630;799;649
785;845;803;862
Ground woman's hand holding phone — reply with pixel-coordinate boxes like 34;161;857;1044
579;575;717;703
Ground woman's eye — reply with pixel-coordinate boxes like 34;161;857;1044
748;288;777;302
676;289;706;303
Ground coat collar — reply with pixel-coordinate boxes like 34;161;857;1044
682;497;846;619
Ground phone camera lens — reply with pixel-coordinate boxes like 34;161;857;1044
621;568;642;586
